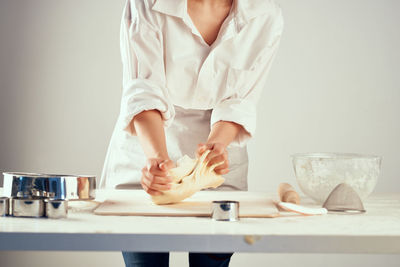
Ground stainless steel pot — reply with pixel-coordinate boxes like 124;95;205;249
2;172;96;200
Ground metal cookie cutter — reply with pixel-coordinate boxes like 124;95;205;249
211;200;239;221
45;199;68;219
0;197;10;216
11;198;45;218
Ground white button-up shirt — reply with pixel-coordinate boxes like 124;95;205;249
119;0;284;146
100;0;284;190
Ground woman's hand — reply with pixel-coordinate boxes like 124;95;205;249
197;143;229;175
196;120;242;175
141;158;174;196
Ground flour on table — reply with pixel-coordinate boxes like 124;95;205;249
151;151;225;205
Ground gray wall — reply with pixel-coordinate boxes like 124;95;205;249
0;0;399;266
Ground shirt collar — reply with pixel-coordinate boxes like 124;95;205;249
236;0;270;23
152;0;186;19
151;0;269;24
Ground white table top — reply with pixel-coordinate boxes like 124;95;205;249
1;189;400;253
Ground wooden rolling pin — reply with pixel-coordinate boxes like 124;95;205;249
277;183;328;215
278;183;300;204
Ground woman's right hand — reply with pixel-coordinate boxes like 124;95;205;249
141;158;174;196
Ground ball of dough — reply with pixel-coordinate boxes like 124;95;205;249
151;151;225;205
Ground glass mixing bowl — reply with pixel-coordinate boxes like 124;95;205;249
291;153;382;204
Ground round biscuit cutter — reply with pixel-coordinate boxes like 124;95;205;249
0;196;68;219
211;200;239;221
0;197;10;216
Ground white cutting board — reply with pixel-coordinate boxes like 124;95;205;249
94;190;280;218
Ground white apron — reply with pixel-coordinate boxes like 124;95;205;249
100;106;248;191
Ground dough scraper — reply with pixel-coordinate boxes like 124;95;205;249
322;183;366;213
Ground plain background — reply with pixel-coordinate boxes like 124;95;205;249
0;0;399;266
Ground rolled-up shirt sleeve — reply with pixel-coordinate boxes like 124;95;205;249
119;0;174;135
211;8;284;147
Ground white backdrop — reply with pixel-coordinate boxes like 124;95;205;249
0;0;399;266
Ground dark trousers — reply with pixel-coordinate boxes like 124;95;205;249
122;252;233;267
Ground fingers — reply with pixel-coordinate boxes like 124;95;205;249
213;157;229;175
146;189;162;196
215;168;229;175
205;144;227;171
146;159;168;176
197;143;225;159
140;178;163;196
205;143;225;163
142;166;172;185
141;172;172;195
152;175;172;184
159;159;175;172
197;143;211;157
197;142;230;175
141;158;174;196
142;177;171;191
208;153;227;167
214;159;229;171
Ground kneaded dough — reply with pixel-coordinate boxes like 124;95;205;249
151;151;225;205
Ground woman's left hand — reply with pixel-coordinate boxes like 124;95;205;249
197;142;229;175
